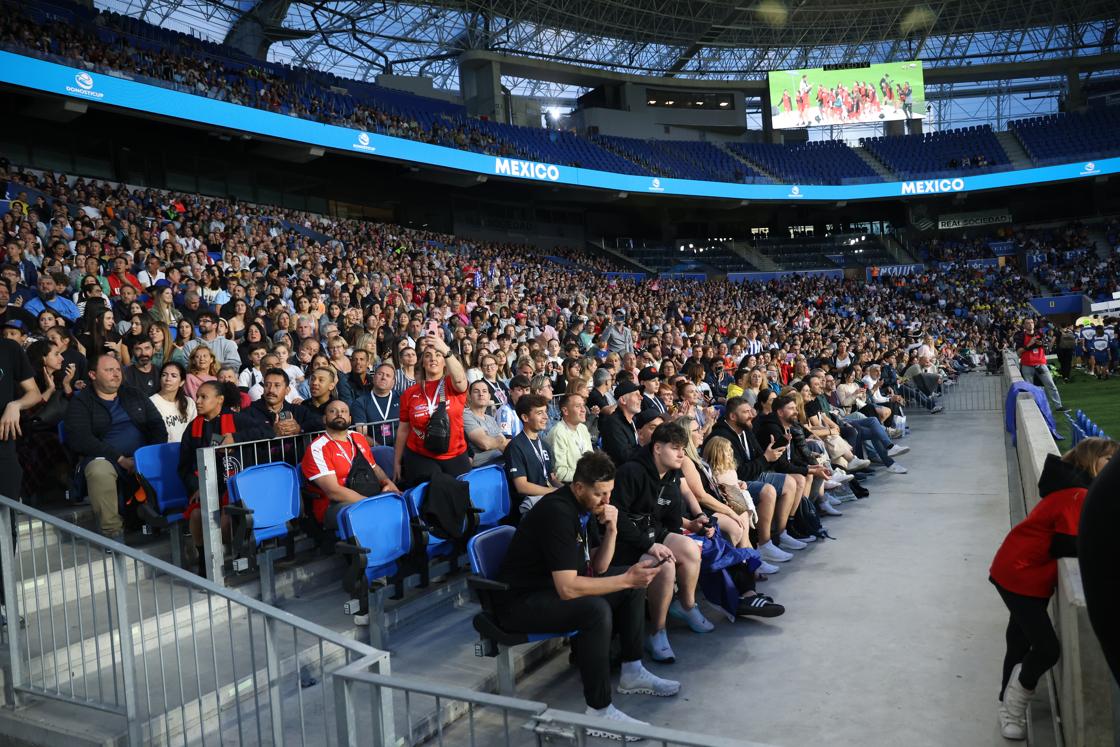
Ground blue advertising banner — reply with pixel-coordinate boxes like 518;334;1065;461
1026;252;1047;270
867;263;925;280
989;240;1016;256
937;258;1001;271
4;51;1119;203
728;269;844;283
1030;295;1088;316
660;272;707;281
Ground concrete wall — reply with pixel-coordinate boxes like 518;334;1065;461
1002;353;1118;747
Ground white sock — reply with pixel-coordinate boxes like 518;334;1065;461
621;659;643;678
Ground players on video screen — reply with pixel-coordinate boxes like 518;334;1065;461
774;71;917;128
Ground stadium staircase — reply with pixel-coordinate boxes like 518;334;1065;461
1086;224;1113;259
0;500;570;746
733;241;779;271
852;146;897;181
996;131;1034;170
717;143;782;183
585;239;654;274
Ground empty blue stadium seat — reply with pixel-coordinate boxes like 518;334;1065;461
467;525;576;694
133;443;189;567
370;445;395;479
457;464;510;529
227;463;302;601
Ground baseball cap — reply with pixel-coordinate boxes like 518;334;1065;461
613;381;640;399
638;366;661;382
3;319;26;331
634;408;665;430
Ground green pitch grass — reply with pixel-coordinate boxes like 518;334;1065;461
1052;369;1120;446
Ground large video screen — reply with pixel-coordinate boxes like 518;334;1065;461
767;61;925;129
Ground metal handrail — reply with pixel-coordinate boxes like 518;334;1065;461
197;418;399;584
333;659;776;747
0;494;389;745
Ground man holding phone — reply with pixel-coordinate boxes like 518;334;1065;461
240;368;324;440
1014;318;1066;412
496;451;680;738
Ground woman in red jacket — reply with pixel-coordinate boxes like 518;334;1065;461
989;437;1118;739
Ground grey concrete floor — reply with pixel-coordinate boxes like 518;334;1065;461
516;408;1014;746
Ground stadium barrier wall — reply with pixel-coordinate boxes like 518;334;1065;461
1002;353;1118;747
2;49;1120;204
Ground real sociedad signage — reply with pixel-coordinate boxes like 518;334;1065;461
5;50;1119;203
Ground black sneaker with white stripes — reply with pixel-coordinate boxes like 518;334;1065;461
736;594;785;618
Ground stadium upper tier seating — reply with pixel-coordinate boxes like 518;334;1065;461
726;140;880;185
860;125;1011;180
4;0;1119;185
1009;107;1120;165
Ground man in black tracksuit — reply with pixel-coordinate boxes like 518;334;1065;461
611;423;714;663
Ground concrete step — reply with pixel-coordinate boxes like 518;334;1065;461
853;146;897;180
996;130;1034;170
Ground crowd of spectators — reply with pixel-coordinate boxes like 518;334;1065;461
0;159;1096;733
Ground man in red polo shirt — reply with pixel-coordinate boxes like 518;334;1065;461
1013;318;1066;412
302;400;399;531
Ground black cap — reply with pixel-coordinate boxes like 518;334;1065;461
509;375;532;389
634;408;665;430
638;366;661;382
613;380;640;399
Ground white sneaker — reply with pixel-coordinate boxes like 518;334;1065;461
668;599;715;633
830;470;854;484
759;541;793;563
644;629;675;663
817;500;843;516
779;531;807;550
796;532;817;543
757;560;780;574
998;663;1032;741
823;479;842;490
887;444;910;457
886;463;908;474
585;704;648;742
617;665;681;697
847;457;872;470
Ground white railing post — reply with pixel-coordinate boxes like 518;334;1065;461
111;552;142;745
369;653;396;747
197;447;225;586
0;503;23;706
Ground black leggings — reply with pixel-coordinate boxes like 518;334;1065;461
992;578;1060;698
496;575;645;709
399;447;471;489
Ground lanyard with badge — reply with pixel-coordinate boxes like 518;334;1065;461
529;436;548;472
370;393;395;442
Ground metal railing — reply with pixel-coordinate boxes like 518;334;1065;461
197;419;398;585
0;495;391;745
332;655;771;747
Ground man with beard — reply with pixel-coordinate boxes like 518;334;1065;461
301;399;399;531
123;338;159;397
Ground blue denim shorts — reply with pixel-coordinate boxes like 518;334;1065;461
747;472;786;498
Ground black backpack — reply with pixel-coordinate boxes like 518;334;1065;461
789;495;832;540
419;470;478;543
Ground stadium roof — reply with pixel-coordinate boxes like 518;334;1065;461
100;0;1119;96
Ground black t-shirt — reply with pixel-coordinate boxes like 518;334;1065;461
587;388;610;411
497;486;600;592
0;339;33;409
505;431;552;501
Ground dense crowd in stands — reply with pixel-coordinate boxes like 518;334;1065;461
1;160;1106;732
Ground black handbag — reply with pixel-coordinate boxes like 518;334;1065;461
344;441;383;496
423;379;451;455
28;390;68;432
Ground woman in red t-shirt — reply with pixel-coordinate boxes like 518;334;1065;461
989;437;1118;740
394;331;470;488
